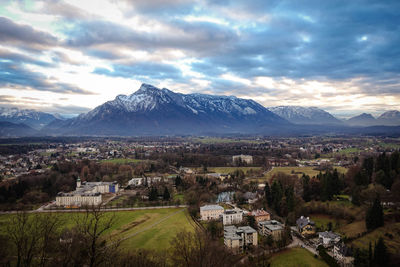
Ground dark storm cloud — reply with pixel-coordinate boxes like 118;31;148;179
64;19;237;55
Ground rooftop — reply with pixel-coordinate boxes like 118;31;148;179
200;204;224;211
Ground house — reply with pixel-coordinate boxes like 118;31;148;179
200;205;224;221
258;220;284;240
128;177;144;186
223;209;243;225
250;209;270;222
224;225;258;252
296;216;316;236
318;231;341;247
334;242;354;267
232;154;253;164
243;192;258;204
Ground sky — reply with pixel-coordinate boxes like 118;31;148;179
0;0;399;118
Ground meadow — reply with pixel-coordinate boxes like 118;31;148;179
0;208;196;251
350;223;400;255
269;248;328;267
251;166;348;182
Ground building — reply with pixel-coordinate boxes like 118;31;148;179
296;216;316;237
56;178;119;207
224;225;258;252
223;209;243;225
128;177;144;186
200;205;224;221
258;220;284;240
318;231;341;247
250;210;270;222
334;242;354;267
232;154;253;164
243;192;258;203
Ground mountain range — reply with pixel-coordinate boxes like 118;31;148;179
268;106;343;125
0;83;399;136
0;107;62;129
45;84;288;135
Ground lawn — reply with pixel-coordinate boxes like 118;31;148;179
101;158;143;164
350;222;400;254
269;248;328;267
310;214;347;232
0;208;196;251
339;220;367;238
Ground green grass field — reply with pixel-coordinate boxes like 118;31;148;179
101;158;144;164
269;248;328;267
311;214;347;232
339;220;366;238
0;208;196;251
191;137;263;144
198;166;262;174
260;166;348;181
350;223;400;254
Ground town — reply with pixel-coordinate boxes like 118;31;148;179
0;136;399;266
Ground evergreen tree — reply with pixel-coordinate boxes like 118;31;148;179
271;180;283;215
373;238;389;266
163;187;170;201
366;197;384;230
148;187;158;201
302;174;311;202
264;182;273;207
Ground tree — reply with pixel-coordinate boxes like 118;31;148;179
373;238;389;266
169;230;237;267
247;215;257;229
6;211;61;267
72;205;120;267
264;182;273;207
366;197;384;231
163;187;170;201
148;187;158;201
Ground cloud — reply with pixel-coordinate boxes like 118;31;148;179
64;19;237;56
0;0;399;116
0;61;94;95
0;16;59;50
93;62;183;81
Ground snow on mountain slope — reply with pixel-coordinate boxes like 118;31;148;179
47;83;289;135
268;106;343;125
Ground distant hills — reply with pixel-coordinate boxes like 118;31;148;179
345;111;400;127
0;83;399;137
0;107;61;129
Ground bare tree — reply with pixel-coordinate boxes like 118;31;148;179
72;204;119;267
170;229;239;267
6;212;61;267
